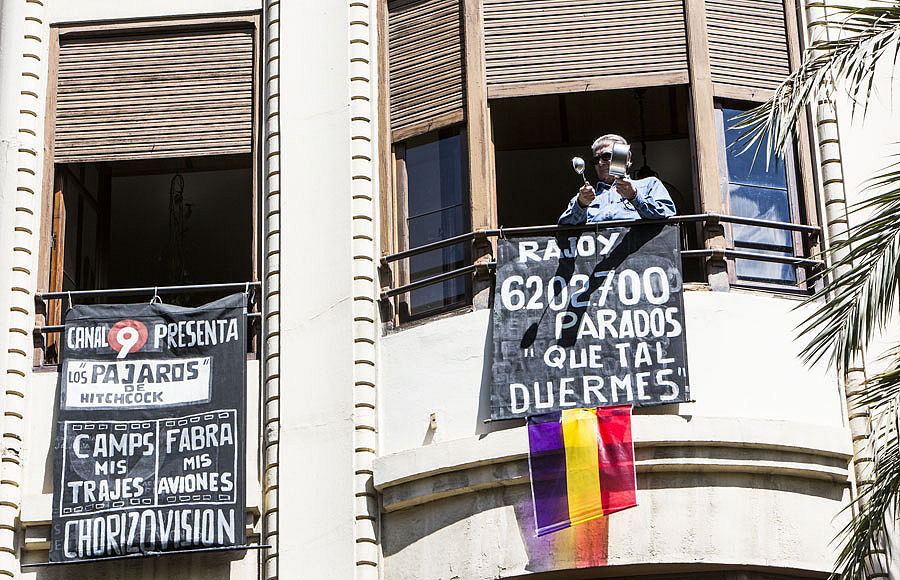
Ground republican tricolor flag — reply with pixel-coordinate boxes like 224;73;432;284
527;405;637;536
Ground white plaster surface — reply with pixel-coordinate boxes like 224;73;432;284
46;1;261;24
381;478;849;579
0;0;23;395
21;543;260;579
376;286;851;575
380;289;844;455
276;2;357;579
374;415;851;491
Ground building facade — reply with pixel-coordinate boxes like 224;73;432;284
0;0;894;578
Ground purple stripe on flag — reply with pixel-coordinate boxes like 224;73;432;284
527;412;570;535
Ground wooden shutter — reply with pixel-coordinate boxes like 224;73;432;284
707;0;791;94
483;0;689;97
54;27;254;162
388;0;464;139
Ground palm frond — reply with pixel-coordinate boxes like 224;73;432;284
850;344;900;410
732;1;900;165
795;154;900;371
722;4;900;577
832;418;900;579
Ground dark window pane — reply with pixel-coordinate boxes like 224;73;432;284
407;205;466;248
408;244;468;316
406;132;464;217
735;251;797;285
81;203;98;287
722;108;788;189
729;184;793;249
404;130;469;316
409;283;467;315
409;244;467;281
407;209;468;316
62;182;80;289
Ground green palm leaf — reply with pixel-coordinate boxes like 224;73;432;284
795;162;900;371
797;159;900;579
833;426;900;579
730;3;900;578
734;2;900;164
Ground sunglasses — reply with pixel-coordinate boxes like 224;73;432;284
592;151;613;163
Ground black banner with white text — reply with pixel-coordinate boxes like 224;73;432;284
490;224;690;420
50;294;247;562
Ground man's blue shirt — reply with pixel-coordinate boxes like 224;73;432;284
558;176;676;224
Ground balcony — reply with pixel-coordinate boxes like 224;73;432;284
375;217;850;577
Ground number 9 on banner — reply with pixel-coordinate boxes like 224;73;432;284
108;319;148;359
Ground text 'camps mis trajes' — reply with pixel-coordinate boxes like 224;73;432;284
65;422;235;505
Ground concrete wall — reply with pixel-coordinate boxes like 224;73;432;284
0;0;375;577
2;0;886;578
829;24;900;580
0;0;24;414
1;1;272;578
832;57;900;379
275;1;359;578
0;0;50;576
376;419;850;578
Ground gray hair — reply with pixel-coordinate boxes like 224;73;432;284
591;134;628;151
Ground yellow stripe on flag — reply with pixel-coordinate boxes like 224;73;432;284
561;408;605;526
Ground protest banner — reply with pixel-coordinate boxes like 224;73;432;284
50;294;246;562
491;224;690;420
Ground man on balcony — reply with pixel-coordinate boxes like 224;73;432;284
559;134;676;224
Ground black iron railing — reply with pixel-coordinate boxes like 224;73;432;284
34;281;261;334
380;214;822;300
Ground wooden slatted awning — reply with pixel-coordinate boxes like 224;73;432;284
388;0;465;140
483;0;689;97
707;0;791;94
54;27;254;162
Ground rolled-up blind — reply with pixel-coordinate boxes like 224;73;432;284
54;27;254;162
388;0;464;136
707;0;791;92
483;0;689;94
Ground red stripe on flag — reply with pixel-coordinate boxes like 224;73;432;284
595;405;636;515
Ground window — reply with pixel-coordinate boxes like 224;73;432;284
715;104;807;287
48;157;253;293
491;87;705;282
379;0;814;318
393;127;470;319
40;18;259;362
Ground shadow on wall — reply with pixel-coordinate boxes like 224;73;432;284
381;471;844;572
41;381;63;494
475;307;525;436
22;548;250;579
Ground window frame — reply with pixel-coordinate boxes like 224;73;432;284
390;124;473;323
713;100;810;291
36;13;262;365
377;0;824;327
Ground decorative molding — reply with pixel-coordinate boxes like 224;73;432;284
262;2;282;579
375;416;852;513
